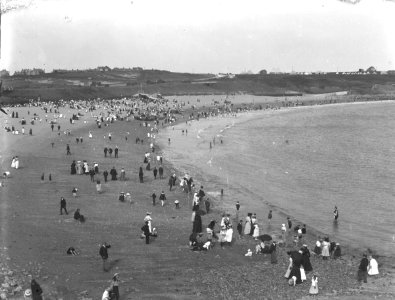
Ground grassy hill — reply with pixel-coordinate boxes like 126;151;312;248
1;69;395;104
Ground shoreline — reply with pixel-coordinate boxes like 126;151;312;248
157;99;395;260
0;95;394;299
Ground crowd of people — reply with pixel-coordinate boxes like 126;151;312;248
0;96;384;300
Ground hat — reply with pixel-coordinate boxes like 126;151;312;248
336;243;340;245
113;273;119;278
146;212;151;215
126;193;131;196
24;289;32;297
303;244;307;247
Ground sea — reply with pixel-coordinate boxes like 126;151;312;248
157;101;395;258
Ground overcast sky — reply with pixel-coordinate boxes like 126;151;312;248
1;0;395;74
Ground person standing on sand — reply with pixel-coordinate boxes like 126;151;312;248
333;206;339;221
139;167;144;183
287;217;292;230
244;213;252;236
104;147;108;157
309;274;319;295
159;191;166;206
114;146;119;158
152;192;157;206
205;198;211;214
153;167;158;179
110;167;117;181
159;166;164;179
103;170;109;182
96;180;102;193
141;221;151;244
235;201;240;212
237;220;243;238
268;210;273;224
270;241;278;264
99;242;111;272
111;273;120;300
321;237;330;260
66;144;71;155
60;197;68;215
368;255;379;276
358;253;369;283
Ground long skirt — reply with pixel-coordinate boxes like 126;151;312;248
300;267;306;282
309;284;318;295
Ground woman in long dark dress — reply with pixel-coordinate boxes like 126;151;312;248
193;212;202;233
301;245;313;273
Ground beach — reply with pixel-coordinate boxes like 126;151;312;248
0;96;394;299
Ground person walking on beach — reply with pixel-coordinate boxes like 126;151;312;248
66;144;71;155
159;191;166;207
358;253;369;283
333;206;339;221
153;167;158;179
152;192;157;206
104;147;108;157
168;176;173;191
139;167;144;183
99;242;111;272
159;166;164;179
108;147;113;157
235;201;240;212
60;197;68;215
103;170;109;183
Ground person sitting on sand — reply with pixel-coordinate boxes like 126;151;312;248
74;208;85;222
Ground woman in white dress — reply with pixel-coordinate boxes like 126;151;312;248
252;223;260;240
368;255;379;275
321;237;330;260
14;157;19;169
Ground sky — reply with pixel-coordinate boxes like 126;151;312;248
1;0;395;74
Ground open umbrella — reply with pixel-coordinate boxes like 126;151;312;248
258;234;272;242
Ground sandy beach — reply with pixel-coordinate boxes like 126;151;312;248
0;96;394;300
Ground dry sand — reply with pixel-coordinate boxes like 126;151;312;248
0;96;394;300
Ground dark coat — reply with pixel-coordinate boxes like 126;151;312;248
192;214;202;233
31;279;43;300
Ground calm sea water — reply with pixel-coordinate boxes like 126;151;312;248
158;101;395;257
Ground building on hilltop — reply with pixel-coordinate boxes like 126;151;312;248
13;68;45;76
97;66;111;72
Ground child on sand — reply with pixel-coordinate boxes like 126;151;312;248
309;274;318;295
